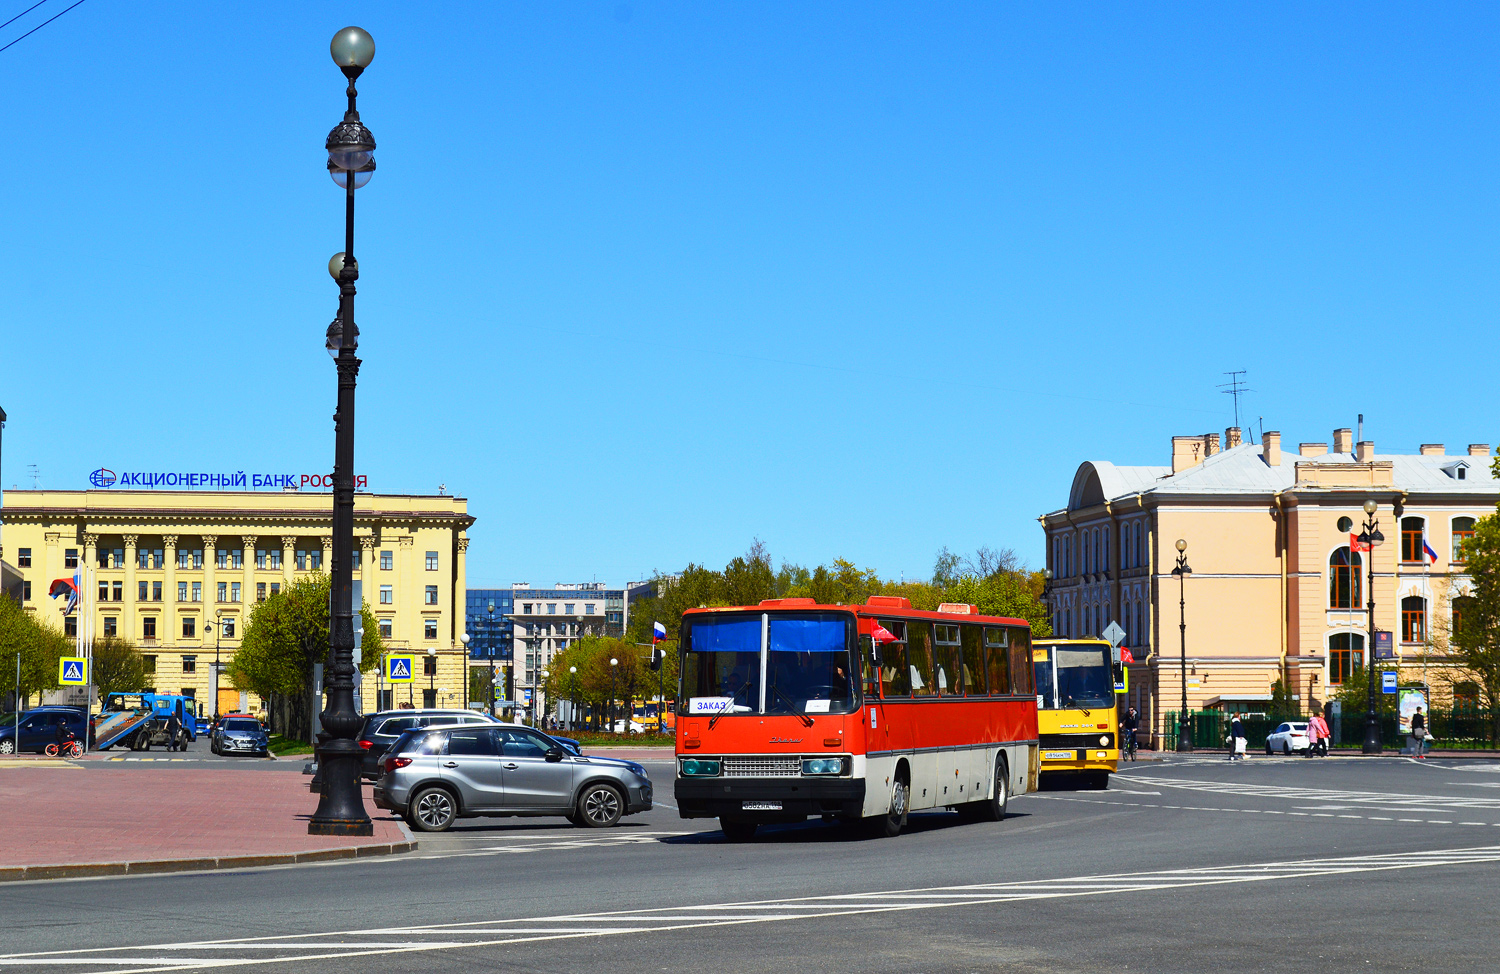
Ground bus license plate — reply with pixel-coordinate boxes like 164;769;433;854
1042;751;1075;761
742;801;782;811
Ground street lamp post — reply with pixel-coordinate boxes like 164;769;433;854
1171;539;1193;752
568;665;578;731
212;610;223;720
486;601;497;717
309;25;377;837
609;657;619;733
426;646;437;705
459;632;470;706
539;669;549;728
1358;499;1386;754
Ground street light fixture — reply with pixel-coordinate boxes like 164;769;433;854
1171;539;1193;752
212;610;224;720
610;657;619;733
486;601;497;717
459;632;470;707
309;25;376;837
1358;498;1386;754
539;668;550;728
568;665;578;731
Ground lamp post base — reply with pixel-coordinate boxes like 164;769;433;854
1361;717;1384;755
307;740;372;836
1176;719;1194;752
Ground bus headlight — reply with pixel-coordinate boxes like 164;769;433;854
1099;735;1109;746
801;758;844;776
680;759;721;776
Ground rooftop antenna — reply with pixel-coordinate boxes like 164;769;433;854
27;464;39;489
1218;371;1250;430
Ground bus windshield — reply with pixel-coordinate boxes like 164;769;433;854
680;612;856;716
1036;645;1114;710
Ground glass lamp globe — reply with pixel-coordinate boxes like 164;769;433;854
328;252;358;280
1175;539;1187;552
329;158;375;189
330;27;375;72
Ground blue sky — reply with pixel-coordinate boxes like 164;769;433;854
1;2;1497;587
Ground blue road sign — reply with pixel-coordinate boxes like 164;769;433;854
385;654;415;683
1382;671;1398;694
59;657;87;685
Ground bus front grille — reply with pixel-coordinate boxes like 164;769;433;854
721;757;801;778
1040;733;1114;749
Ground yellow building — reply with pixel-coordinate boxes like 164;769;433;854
0;487;474;717
1040;427;1497;746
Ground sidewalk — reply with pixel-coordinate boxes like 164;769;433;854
0;767;413;882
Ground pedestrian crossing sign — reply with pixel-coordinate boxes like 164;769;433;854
59;657;88;685
385;654;415;683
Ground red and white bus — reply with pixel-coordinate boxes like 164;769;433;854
674;596;1039;840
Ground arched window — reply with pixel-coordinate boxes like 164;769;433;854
1134;522;1143;567
1329;547;1362;609
1063;536;1071;577
1122;602;1131;646
1103;602;1111;631
1454;681;1481;713
1093;530;1101;574
1135;598;1145;645
1328;632;1363;686
1453;517;1476;564
1401;596;1427;643
1401;517;1426;564
1103;527;1111;573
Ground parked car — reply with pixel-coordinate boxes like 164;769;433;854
373;723;653;832
1265;721;1311;755
357;709;499;780
0;707;87;754
549;735;582;755
211;716;271;757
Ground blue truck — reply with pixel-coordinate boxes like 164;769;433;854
94;693;200;751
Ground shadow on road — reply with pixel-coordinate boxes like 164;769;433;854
661;809;1032;845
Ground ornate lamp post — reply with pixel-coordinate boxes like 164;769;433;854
459;632;470;705
1171;539;1193;752
609;657;619;732
539;668;550;728
212;610;224;720
487;600;497;717
309;26;376;837
568;665;578;731
1358;498;1386;754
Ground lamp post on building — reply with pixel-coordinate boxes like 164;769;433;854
1171;539;1193;752
1358;498;1386;754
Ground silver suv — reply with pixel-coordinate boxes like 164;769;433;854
373;723;653;832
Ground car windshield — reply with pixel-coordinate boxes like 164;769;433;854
223;719;261;732
1035;645;1115;710
679;611;856;716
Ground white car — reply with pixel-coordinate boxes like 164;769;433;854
1265;721;1311;754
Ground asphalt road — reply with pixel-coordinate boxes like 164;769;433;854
5;753;1500;972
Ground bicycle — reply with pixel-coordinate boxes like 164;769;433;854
44;740;84;759
1122;727;1138;762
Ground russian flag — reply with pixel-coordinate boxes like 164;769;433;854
652;620;667;643
1424;541;1439;565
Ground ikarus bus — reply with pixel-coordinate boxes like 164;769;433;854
1032;638;1121;788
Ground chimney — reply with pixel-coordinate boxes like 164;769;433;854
1333;428;1354;453
1469;444;1491;457
1262;431;1281;467
1205;432;1221;457
1299;442;1328;457
1419;444;1445;456
1225;427;1243;449
1355;441;1375;461
1172;436;1205;474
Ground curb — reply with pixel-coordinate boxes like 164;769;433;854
0;840;418;884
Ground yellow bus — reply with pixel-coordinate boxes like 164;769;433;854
1033;638;1119;788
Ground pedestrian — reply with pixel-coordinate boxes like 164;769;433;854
1229;713;1246;761
1307;710;1330;757
1410;706;1428;759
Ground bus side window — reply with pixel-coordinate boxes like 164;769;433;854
879;619;910;697
984;627;1010;695
908;622;936;697
961;625;986;695
859;635;879;698
933;624;961;696
1008;627;1035;695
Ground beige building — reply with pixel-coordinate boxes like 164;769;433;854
1039;427;1497;745
0;488;474;716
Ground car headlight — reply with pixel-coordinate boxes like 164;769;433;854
681;758;721;776
801;758;844;776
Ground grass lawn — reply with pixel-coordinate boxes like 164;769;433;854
269;734;315;756
567;731;675;748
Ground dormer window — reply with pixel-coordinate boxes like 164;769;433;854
1442;461;1470;480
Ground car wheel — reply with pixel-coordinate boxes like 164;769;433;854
0;739;14;755
407;787;458;832
1283;742;1291;755
577;783;624;828
720;819;757;842
1266;742;1274;755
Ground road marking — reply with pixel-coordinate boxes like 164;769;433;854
380;831;695;862
1125;774;1500;812
7;845;1500;972
1034;795;1498;828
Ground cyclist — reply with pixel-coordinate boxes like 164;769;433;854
1121;706;1140;760
53;717;79;755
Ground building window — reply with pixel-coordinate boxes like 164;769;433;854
139;580;149;602
113;581;123;602
564;603;575;615
64;548;78;569
425;619;438;640
270;582;280;597
295;549;307;571
104;617;118;637
380;550;393;571
379;618;392;639
142;653;154;674
1329;547;1362;609
268;549;282;569
523;603;532;614
425;585;438;605
1328;632;1363;686
217;581;227;603
222;618;235;638
548;604;557;614
191;581;201;603
351;548;361;569
380;585;393;605
151;581;162;602
257;582;267;601
65;616;77;637
1453;596;1473;642
182;655;197;674
192;549;203;569
17;548;31;567
256;549;268;569
1102;528;1111;573
20;580;29;601
216;549;229;569
308;549;322;570
1453;517;1477;563
1400;517;1426;563
143;617;157;640
423;654;438;676
178;582;188;602
425;551;439;571
1401;596;1427;644
100;581;110;602
586;604;595;615
230;582;241;603
182;616;196;638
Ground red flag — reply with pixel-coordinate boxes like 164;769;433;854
1120;646;1136;664
871;622;898;644
1350;532;1371;553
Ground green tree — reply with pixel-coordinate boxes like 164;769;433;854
1451;459;1500;740
91;636;146;701
0;594;70;708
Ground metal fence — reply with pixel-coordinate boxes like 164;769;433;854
1165;709;1500;751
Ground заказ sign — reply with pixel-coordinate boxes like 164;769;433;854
89;469;368;491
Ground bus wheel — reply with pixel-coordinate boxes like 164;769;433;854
974;757;1009;822
720;819;757;842
871;774;909;838
1086;772;1109;790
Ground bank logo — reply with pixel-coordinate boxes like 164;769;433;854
89;468;117;488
